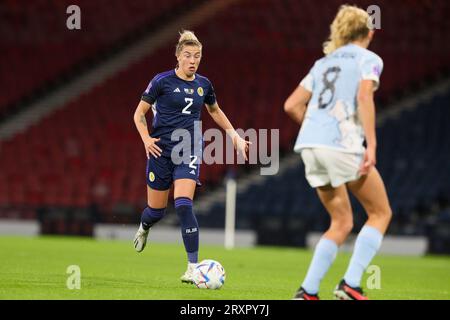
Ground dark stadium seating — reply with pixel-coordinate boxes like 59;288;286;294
203;91;450;238
1;0;449;227
427;208;450;253
0;0;196;117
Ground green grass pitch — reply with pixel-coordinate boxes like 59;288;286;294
0;236;449;300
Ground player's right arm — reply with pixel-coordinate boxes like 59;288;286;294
284;66;314;125
357;79;376;175
284;84;312;125
358;53;383;175
133;100;162;159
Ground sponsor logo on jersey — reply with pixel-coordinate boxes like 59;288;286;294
173;87;181;93
197;87;204;97
184;88;194;95
149;172;155;182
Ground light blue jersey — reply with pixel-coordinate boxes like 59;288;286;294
294;43;383;154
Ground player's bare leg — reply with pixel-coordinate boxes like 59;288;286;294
316;184;354;246
294;184;353;299
347;168;392;234
134;186;169;252
334;167;392;300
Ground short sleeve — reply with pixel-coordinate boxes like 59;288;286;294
361;53;383;91
204;80;216;106
299;73;314;92
141;76;162;104
299;62;315;92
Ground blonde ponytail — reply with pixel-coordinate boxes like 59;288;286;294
175;30;202;56
323;5;370;55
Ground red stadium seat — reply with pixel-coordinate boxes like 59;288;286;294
1;0;448;219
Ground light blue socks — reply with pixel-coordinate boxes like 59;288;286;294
301;225;384;294
302;238;338;294
344;225;383;288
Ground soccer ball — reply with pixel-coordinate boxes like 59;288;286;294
192;259;226;289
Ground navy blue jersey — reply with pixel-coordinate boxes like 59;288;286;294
141;69;216;158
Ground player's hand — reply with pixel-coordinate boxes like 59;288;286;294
233;135;252;161
144;137;162;159
359;146;376;175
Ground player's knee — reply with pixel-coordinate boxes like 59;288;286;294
147;200;167;208
330;216;353;237
368;206;392;223
340;221;354;237
383;206;393;224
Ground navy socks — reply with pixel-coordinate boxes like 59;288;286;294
175;197;199;263
140;207;165;230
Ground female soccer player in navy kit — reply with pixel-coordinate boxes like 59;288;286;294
284;5;392;299
133;30;250;283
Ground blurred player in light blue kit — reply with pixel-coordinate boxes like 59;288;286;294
285;5;392;300
133;30;250;284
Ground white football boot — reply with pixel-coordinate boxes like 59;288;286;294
180;262;197;284
133;223;149;252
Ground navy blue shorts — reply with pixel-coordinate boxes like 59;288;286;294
146;155;201;190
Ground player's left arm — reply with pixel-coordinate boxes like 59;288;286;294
206;102;251;160
284;85;312;125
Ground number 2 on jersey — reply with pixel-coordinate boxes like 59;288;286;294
183;98;193;114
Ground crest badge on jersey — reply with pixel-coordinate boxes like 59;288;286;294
197;87;204;97
149;172;155;182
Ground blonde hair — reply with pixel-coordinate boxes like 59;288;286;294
323;5;370;55
175;30;202;57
